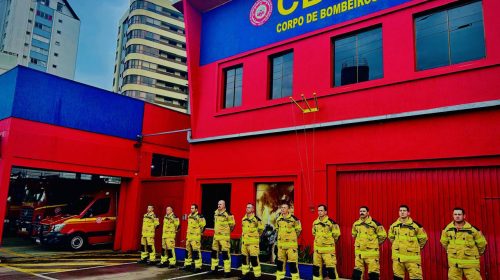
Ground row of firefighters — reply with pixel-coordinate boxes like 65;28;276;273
139;202;487;280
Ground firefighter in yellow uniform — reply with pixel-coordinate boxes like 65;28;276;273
240;203;264;280
182;204;205;272
158;206;180;268
275;203;302;280
138;205;160;264
352;205;387;280
388;205;428;280
441;207;487;280
312;204;340;280
209;200;235;277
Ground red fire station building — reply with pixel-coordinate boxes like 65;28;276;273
0;66;189;252
178;0;500;279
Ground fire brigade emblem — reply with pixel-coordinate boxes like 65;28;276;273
96;217;102;224
250;0;272;26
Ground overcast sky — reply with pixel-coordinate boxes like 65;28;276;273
67;0;130;91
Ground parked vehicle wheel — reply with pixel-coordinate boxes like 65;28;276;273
68;233;86;250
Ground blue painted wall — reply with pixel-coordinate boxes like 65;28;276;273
0;66;144;140
201;0;413;65
0;68;17;121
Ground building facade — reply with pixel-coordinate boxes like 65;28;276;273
0;66;190;252
179;0;500;279
0;0;79;79
112;0;189;113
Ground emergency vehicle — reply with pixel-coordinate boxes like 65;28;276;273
36;190;118;250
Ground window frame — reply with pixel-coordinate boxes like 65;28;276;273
222;64;243;109
413;0;486;71
332;25;384;87
269;50;294;100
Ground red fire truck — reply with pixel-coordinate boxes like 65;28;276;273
36;190;118;250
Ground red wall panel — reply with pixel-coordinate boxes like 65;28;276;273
336;167;500;279
138;178;185;250
185;0;500;140
142;103;190;152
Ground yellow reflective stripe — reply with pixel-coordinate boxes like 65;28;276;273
417;234;427;238
448;258;480;265
393;254;421;261
452;240;467;245
315;246;335;251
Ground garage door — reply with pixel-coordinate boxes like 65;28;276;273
336;167;500;280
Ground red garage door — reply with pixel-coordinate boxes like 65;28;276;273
336;167;500;280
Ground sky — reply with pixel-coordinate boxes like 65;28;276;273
67;0;130;91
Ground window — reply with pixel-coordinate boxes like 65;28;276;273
415;1;485;70
201;184;231;229
57;2;64;12
58;19;63;23
57;30;61;34
223;65;243;108
270;51;293;99
84;198;111;217
334;27;383;86
151;154;188;176
55;41;60;46
54;52;58;57
52;64;57;68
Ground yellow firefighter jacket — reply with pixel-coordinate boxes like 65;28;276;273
276;213;302;249
142;212;159;237
440;221;487;268
187;211;206;241
313;216;341;254
214;209;235;241
388;218;427;263
241;214;264;245
352;216;387;258
162;213;180;239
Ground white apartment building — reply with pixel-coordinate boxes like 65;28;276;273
0;0;80;79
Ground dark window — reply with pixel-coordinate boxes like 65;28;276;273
223;65;243;108
334;27;383;86
52;64;57;68
84;198;111;217
57;2;64;12
415;1;485;70
270;51;293;99
201;184;231;229
57;30;61;34
151;154;188;176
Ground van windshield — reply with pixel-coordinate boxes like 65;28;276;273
65;196;94;215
